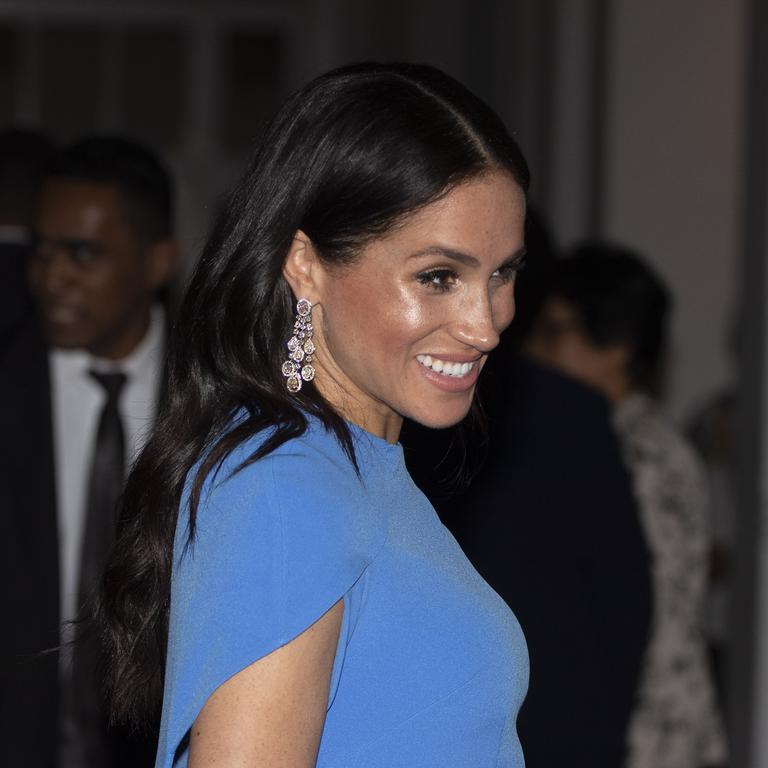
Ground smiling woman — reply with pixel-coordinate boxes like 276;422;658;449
96;62;530;768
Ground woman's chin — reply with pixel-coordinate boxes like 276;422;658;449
407;401;474;431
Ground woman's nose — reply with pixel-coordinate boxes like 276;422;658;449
452;291;503;352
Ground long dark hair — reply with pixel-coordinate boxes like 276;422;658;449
96;61;529;729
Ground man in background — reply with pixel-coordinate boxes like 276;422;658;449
0;136;177;768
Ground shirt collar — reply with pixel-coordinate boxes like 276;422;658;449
52;305;165;381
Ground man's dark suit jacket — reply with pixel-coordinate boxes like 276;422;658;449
0;317;158;768
0;239;35;349
0;317;60;768
402;356;652;768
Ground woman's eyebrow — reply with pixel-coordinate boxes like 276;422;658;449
406;246;480;267
501;247;528;268
408;245;527;268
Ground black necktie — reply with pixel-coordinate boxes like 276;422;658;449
66;370;128;768
78;370;128;608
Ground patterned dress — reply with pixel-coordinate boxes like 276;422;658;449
614;394;727;768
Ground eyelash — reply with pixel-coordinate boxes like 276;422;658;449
416;268;458;293
416;262;523;293
494;262;522;281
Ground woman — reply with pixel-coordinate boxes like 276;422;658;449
525;243;727;768
97;63;530;767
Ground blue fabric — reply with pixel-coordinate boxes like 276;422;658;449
155;417;528;767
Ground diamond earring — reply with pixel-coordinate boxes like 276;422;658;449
282;298;316;393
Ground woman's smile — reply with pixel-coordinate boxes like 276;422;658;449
416;354;480;377
415;353;482;392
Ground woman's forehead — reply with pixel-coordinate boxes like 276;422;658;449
365;173;525;259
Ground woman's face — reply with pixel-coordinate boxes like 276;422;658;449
309;171;526;438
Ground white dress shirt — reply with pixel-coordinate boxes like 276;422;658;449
51;307;165;629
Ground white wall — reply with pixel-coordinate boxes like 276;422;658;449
602;0;746;421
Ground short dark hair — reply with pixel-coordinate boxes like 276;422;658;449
46;136;174;243
549;242;671;389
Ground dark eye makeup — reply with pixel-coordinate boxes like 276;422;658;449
416;254;526;293
493;255;527;280
416;268;459;292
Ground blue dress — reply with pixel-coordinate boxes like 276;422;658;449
155;418;528;767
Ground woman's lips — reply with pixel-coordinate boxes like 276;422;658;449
416;354;478;377
416;354;481;391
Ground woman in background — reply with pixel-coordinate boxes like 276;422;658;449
526;243;727;768
96;63;530;767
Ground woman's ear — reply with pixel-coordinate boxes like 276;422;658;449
282;230;322;302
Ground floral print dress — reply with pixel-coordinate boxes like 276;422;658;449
614;394;727;768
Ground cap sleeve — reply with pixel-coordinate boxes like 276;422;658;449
156;440;381;766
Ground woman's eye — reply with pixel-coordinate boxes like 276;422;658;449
492;258;526;283
416;268;459;292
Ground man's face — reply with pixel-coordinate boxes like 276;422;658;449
30;179;160;359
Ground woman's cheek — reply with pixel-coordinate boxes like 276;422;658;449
397;288;436;331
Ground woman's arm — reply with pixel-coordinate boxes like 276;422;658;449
188;600;343;767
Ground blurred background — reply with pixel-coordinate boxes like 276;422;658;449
0;0;765;765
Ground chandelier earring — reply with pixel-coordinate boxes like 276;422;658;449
282;298;316;393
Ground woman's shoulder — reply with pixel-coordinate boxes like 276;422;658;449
163;420;385;766
182;418;386;569
207;418;365;503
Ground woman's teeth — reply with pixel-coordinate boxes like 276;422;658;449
416;355;476;377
